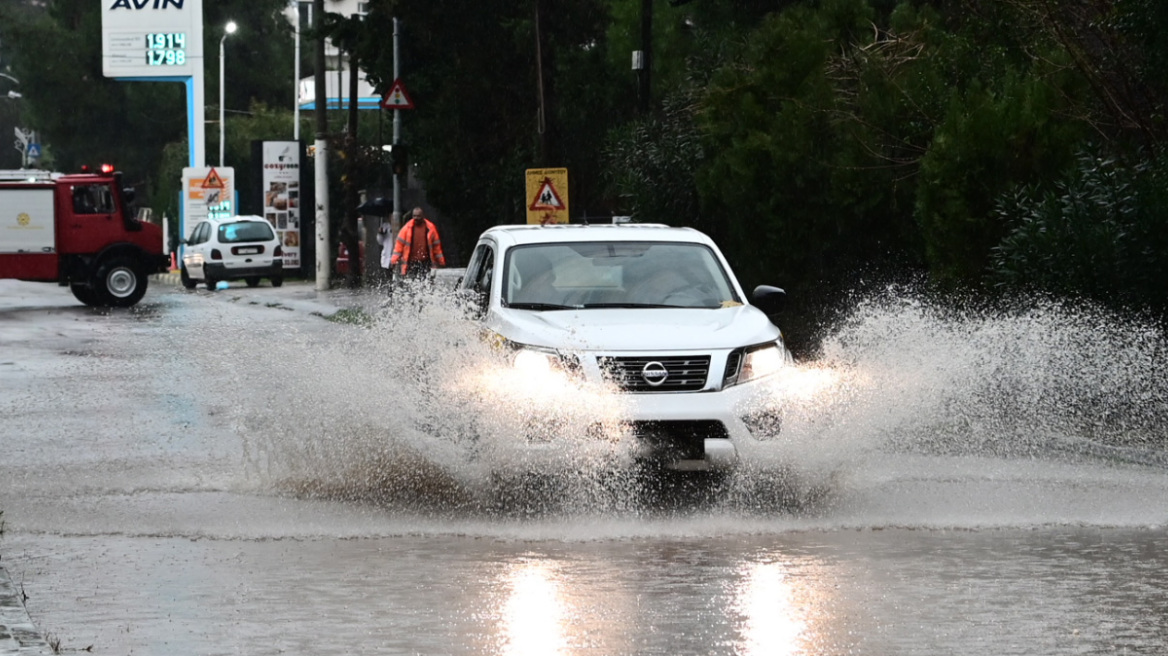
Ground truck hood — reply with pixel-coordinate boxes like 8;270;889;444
490;305;781;351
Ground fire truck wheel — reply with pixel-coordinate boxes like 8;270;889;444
69;283;100;307
95;256;147;308
180;265;198;290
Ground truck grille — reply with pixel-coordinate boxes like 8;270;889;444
598;355;710;392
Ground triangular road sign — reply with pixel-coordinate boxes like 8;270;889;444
529;177;566;210
201;168;226;189
381;78;415;110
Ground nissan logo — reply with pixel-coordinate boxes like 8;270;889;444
641;361;669;387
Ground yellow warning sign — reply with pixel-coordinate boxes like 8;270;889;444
526;168;569;224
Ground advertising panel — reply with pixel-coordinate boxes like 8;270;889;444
102;0;204;79
261;142;302;270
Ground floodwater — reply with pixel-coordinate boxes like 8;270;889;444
0;279;1166;655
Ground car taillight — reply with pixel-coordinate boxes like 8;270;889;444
211;249;223;260
274;245;283;257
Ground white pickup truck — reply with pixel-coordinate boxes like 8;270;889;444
458;223;791;472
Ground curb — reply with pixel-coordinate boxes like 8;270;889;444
0;567;50;656
151;271;182;287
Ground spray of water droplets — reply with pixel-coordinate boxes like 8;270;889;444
196;284;1167;517
798;287;1168;460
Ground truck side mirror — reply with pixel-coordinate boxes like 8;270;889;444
751;285;786;316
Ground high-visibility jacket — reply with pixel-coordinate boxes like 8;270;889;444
389;218;446;275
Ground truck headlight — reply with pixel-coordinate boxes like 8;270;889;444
513;347;556;374
725;341;788;387
511;345;581;378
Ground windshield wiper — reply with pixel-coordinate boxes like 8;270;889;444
578;302;684;309
506;302;577;310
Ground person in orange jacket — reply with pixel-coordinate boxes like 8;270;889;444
389;207;446;280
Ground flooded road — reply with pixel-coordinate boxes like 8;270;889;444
1;279;1166;655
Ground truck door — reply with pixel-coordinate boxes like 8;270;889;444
56;182;123;256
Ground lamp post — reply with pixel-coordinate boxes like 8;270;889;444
1;73;29;168
219;21;238;166
0;73;19;99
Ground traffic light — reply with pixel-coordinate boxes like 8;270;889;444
389;143;409;179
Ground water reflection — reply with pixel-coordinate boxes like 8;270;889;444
734;559;807;656
501;559;568;656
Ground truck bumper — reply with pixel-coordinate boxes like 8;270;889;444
149;253;171;274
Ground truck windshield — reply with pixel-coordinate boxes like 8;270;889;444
504;241;738;309
219;222;274;243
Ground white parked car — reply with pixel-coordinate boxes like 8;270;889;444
458;223;791;472
181;215;284;290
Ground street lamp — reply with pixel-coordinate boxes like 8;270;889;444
219;20;238;166
0;73;19;99
1;73;30;167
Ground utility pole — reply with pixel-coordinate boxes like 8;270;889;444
313;0;330;291
293;0;301;141
534;1;547;166
343;29;361;288
391;18;402;239
639;0;653;114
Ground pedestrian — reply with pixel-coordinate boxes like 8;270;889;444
389;206;446;292
376;217;396;295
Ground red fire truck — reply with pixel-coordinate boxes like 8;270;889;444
0;168;168;307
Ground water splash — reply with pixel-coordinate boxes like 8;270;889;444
799;287;1168;460
211;284;1167;518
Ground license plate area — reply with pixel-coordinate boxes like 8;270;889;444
628;420;728;460
233;246;263;255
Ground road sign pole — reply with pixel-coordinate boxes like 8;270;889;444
391;18;402;240
313;0;330;291
14;128;28;169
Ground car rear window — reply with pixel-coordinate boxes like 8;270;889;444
219;222;274;243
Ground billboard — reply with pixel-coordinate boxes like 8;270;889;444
260;142;302;270
102;0;204;79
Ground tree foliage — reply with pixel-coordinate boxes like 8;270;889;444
354;0;621;251
3;0;1168;319
990;151;1168;313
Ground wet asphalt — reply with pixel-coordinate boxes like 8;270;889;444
0;567;50;656
0;269;463;654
